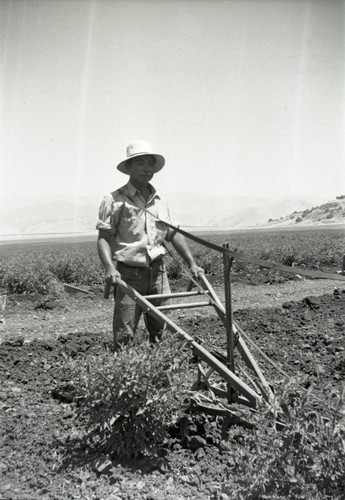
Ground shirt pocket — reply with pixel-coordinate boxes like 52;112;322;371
119;217;139;241
119;207;144;242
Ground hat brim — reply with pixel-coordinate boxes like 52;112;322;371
116;153;165;174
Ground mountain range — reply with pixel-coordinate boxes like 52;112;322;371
0;192;344;239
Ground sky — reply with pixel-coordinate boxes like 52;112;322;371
1;0;345;208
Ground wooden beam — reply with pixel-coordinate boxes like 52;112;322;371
147;213;345;281
64;284;94;295
157;301;212;311
235;331;275;404
114;278;261;407
198;273;274;403
223;243;235;402
144;290;210;300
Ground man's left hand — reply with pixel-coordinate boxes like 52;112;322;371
189;263;204;280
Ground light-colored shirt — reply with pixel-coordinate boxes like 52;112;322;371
96;181;174;267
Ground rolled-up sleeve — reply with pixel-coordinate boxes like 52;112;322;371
96;195;117;234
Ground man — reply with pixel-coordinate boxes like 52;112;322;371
97;140;203;350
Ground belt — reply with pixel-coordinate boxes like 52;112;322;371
117;258;164;270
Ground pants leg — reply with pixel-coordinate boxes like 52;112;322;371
144;261;172;343
113;265;150;350
113;260;171;349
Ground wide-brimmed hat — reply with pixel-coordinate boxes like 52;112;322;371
116;140;165;174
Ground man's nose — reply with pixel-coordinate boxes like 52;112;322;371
143;161;154;171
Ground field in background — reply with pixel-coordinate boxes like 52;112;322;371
0;225;344;296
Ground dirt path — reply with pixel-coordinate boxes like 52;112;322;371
1;278;343;345
230;278;343;311
174;278;344;316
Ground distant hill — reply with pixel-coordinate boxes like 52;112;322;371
165;192;329;229
0;197;100;237
265;195;345;227
0;192;341;238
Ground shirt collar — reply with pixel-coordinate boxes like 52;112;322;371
125;181;161;200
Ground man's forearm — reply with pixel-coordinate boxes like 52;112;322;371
97;237;116;272
170;232;204;279
170;232;196;267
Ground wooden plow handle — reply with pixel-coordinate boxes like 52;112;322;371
104;281;113;299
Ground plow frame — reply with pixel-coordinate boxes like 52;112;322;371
106;260;275;419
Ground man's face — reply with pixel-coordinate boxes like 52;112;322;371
127;155;156;185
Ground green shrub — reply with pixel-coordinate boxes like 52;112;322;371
0;243;104;296
1;257;64;297
1;227;344;294
72;335;189;458
227;379;345;499
166;256;184;280
282;254;295;266
194;248;222;276
48;251;103;286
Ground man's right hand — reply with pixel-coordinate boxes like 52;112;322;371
104;267;121;299
105;267;121;286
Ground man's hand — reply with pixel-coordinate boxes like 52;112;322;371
104;265;121;299
105;266;121;286
189;263;204;280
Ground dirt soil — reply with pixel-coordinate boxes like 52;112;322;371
0;278;345;500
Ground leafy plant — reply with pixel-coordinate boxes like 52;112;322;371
1;226;344;294
72;334;190;458
166;255;184;280
226;378;345;499
1;257;64;298
47;249;103;285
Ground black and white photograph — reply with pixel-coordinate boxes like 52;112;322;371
1;0;345;498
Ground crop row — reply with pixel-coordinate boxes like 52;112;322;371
0;226;344;296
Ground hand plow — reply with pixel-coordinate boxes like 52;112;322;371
104;249;277;432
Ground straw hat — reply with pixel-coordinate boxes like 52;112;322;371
116;140;165;174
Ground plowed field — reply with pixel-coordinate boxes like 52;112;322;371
1;279;345;499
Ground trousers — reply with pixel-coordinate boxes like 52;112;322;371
113;259;171;349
